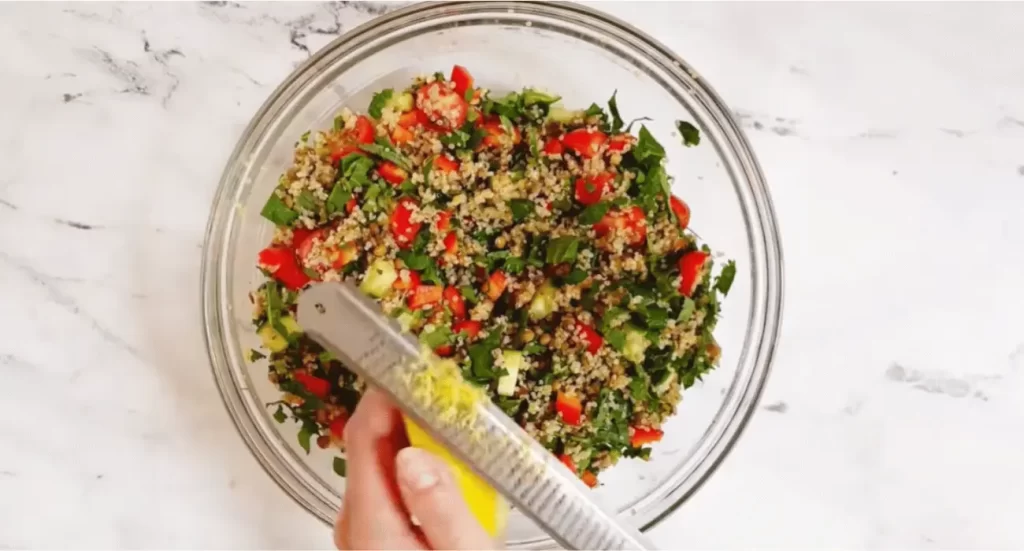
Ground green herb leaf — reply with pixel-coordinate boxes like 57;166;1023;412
584;103;606;119
467;330;503;382
563;268;588;285
545;236;580;265
359;143;412;171
325;186;351;216
605;328;626;351
264;282;289;339
675;120;701;147
272;405;286;423
607;90;624;133
504;257;525;275
633;125;666;167
523;342;547;355
297;427;312;454
578;202;611;225
460;285;479;304
487;91;523;120
249;349;266;362
420;325;453;349
522;89;561;106
624;116;653;133
397;250;430;271
678;297;696;322
295;190;318;213
332;456;347;476
509;199;534;222
368;88;394;119
623;446;652;460
715;260;736;295
499;114;515;135
527;126;540;158
440;129;471;149
318;350;335;363
260;193;299;226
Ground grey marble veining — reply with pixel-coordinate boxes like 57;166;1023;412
1;2;1023;548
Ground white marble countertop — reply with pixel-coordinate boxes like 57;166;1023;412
2;2;1023;548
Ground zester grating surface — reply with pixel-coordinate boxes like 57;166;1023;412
297;282;654;550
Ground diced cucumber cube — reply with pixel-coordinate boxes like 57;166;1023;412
360;259;398;298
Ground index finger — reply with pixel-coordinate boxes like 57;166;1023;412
335;388;422;549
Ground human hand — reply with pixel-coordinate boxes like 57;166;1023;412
334;388;501;550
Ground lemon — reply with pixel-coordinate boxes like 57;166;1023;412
403;418;508;538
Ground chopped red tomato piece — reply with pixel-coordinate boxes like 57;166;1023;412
391;125;414;145
677;250;709;297
434;154;459;173
543;138;564;156
561;128;607;158
345;196;358;215
377;161;408;185
555;392;583;426
580;471;599;488
574;320;603;355
434;344;454;357
483;270;507;301
352;115;375;144
392;268;421;291
291;227;315;248
594;206;647;247
329;143;359;164
258;246;310;290
450;65;474;97
443;286;467;320
607;134;632;153
630;427;664;447
329;413;348;440
669;195;690;230
397;110;420;128
415;81;468;130
389;197;421;249
452;320;482;340
573;172;613;206
327;242;359;270
439;230;457;254
294;229;324;262
435;210;453;232
408;284;443;310
481;121;522;149
294;372;330;399
558;454;577;474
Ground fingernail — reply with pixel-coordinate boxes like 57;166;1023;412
396;447;441;491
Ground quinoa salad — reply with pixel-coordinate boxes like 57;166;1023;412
250;65;736;486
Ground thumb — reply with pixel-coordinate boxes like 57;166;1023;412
395;446;500;550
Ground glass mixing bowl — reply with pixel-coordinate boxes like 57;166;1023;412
202;2;783;548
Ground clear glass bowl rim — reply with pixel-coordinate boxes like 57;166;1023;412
201;1;784;546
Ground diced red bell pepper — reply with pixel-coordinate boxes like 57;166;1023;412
483;270;507;301
555;392;583;426
543;138;564;156
415;81;468;130
561;128;607;158
607;134;632;153
397;110;420;128
392;268;421;291
558;454;577;474
453;320;482;340
434;344;454;357
294;372;330;399
450;65;474;97
391;125;414;145
630;426;664;448
574;320;603;355
677;250;709;297
291;227;315;248
345;196;358;215
408;284;444;310
377;161;408;185
594;206;647;247
434;154;459;173
443;286;467;320
351;115;375;144
580;471;599;488
481;121;522;149
435;210;453;232
669;195;690;230
258;246;310;290
442;231;458;255
389;197;421;249
573;172;613;206
329;413;348;440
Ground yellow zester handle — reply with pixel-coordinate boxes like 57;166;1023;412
403;417;508;538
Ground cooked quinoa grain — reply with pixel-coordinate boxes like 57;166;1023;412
251;65;737;487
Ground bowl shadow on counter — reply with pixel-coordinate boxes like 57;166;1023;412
133;228;327;549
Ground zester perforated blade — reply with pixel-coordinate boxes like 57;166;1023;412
297;282;654;550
